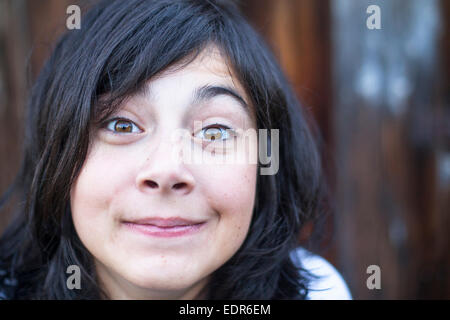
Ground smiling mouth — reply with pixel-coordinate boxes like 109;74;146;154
122;217;206;238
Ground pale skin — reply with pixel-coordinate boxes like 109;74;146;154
70;45;258;299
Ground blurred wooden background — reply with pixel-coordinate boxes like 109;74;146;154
0;0;449;299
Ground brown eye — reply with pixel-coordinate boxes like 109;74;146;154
106;118;141;133
203;127;223;141
195;124;235;142
115;120;133;132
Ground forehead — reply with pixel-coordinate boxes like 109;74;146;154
149;46;249;96
131;44;256;123
158;45;240;86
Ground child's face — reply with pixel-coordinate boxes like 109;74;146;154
70;46;258;299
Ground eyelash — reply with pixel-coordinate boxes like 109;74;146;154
103;117;236;141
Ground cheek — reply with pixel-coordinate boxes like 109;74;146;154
197;162;258;248
70;144;135;241
200;138;259;219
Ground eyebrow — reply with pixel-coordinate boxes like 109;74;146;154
135;83;251;118
192;84;249;113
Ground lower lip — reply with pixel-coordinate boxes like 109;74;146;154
123;222;205;238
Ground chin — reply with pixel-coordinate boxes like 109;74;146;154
126;265;200;290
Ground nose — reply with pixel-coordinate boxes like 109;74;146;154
136;138;195;196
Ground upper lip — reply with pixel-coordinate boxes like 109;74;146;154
124;217;204;227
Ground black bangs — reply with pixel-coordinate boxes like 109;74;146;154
86;0;238;125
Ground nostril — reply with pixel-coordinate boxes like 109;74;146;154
173;182;186;190
145;180;158;188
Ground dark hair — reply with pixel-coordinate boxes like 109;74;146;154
0;0;323;299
